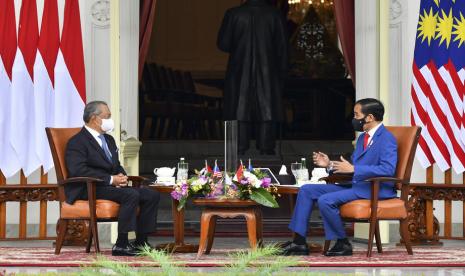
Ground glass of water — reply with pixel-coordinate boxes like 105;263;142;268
291;162;302;182
177;162;189;181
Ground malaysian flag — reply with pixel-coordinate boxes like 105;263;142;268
213;160;222;178
411;0;465;173
200;160;213;176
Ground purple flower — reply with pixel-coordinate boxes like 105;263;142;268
240;179;249;185
171;190;182;201
261;177;271;188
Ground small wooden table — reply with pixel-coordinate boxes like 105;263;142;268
193;198;263;258
150;185;199;253
149;184;301;253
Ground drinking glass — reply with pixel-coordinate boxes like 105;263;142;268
291;162;302;181
177;162;189;181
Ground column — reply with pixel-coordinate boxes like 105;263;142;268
353;0;391;244
109;0;141;243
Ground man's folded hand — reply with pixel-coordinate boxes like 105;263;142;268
113;173;128;187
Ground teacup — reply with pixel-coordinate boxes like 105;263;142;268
312;168;328;179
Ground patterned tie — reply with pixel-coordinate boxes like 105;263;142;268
363;133;370;150
98;134;112;162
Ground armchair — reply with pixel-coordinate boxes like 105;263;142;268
321;126;421;257
46;128;145;254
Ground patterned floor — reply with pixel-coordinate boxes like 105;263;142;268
1;245;464;267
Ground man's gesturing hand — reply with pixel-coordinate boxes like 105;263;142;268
313;151;330;168
332;156;354;174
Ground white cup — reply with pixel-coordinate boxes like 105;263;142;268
312;168;328;179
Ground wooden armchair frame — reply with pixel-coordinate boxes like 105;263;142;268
46;128;145;254
320;126;421;257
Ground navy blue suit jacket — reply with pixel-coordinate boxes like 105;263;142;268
350;124;397;199
65;127;126;204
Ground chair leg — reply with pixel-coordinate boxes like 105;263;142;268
375;221;383;253
367;219;377;257
323;240;331;255
86;227;93;253
89;218;100;253
197;212;213;259
205;215;217;254
400;219;413;255
244;211;258;250
55;219;68;255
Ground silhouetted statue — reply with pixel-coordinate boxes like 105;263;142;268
218;0;288;155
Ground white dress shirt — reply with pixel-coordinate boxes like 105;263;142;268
365;122;383;147
84;125;103;147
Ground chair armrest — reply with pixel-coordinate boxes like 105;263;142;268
127;176;148;188
365;177;403;183
319;174;353;183
58;177;103;186
366;177;410;202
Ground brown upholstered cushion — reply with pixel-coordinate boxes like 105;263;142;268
340;198;407;220
61;200;120;219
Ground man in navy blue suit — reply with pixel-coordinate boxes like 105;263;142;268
281;98;397;256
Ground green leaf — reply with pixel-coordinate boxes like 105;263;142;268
177;198;187;211
250;188;279;208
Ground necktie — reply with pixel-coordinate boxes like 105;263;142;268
363;133;370;150
98;134;112;162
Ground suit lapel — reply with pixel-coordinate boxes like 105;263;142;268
81;128;113;165
354;125;385;161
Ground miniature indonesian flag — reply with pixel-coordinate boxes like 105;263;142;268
233;163;244;182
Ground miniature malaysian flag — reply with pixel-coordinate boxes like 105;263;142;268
200;160;213;175
213;160;222;178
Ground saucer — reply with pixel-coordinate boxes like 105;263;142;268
156;176;175;185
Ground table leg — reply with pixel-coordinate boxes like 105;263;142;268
156;199;198;253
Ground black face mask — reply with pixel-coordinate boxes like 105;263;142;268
352;116;367;132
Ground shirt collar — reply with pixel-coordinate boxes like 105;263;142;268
366;122;383;138
84;125;102;139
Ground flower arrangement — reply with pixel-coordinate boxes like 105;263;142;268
171;160;279;210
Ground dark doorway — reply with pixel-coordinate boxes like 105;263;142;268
139;0;355;238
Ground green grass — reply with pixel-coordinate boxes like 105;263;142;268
9;245;371;276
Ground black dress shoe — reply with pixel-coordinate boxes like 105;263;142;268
324;242;353;257
279;241;309;256
112;244;139;256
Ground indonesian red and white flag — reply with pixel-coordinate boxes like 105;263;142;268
0;0;21;178
9;0;41;176
54;0;85;128
33;0;60;173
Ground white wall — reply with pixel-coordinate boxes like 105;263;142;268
355;0;379;101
